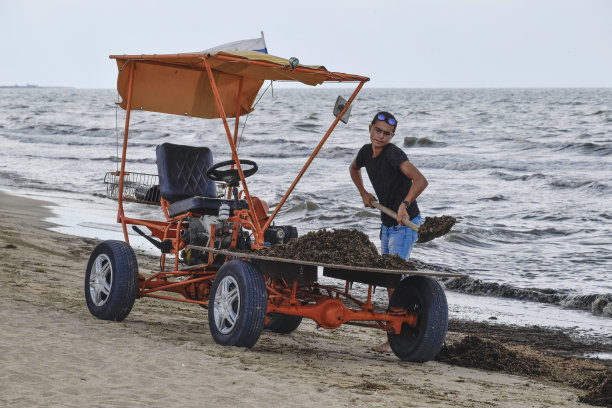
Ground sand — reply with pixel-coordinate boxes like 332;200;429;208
0;190;609;407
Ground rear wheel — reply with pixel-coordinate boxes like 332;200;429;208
85;240;139;321
265;313;302;333
208;260;267;348
387;276;448;362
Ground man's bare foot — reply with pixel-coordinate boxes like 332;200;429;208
371;341;392;353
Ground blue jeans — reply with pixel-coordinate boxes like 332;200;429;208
381;214;422;260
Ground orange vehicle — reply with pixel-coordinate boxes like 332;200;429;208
85;48;462;362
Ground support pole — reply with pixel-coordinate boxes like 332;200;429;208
117;61;135;243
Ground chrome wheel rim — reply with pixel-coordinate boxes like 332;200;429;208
89;254;112;307
213;276;240;334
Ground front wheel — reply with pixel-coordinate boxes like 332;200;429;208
208;260;267;348
84;240;139;321
387;276;448;362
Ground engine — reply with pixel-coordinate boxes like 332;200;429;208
181;215;251;265
180;215;298;266
264;225;298;245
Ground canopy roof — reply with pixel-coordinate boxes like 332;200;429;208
111;50;369;119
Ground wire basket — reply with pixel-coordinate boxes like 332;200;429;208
104;171;161;205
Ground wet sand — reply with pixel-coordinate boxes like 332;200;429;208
0;190;610;407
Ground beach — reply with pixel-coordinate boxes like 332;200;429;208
0;190;609;407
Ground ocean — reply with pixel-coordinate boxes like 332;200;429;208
1;87;610;347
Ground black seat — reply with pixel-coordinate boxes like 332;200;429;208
156;143;248;218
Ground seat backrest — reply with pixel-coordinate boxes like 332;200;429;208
156;143;216;203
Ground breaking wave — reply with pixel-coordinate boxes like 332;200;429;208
556;142;612;156
442;276;612;317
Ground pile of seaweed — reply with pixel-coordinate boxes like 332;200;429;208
436;336;544;375
579;372;612;407
417;215;456;243
256;229;416;271
437;336;612;408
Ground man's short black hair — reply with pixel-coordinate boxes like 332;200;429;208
371;111;398;130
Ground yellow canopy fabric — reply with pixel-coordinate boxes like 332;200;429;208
111;51;368;119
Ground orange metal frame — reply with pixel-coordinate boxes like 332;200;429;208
113;55;417;334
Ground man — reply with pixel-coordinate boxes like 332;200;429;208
349;111;428;353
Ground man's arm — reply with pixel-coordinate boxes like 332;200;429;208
396;160;428;223
349;159;376;208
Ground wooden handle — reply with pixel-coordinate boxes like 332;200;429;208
370;200;419;232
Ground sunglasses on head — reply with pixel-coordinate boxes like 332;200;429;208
376;113;397;126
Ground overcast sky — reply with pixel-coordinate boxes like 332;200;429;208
1;0;611;88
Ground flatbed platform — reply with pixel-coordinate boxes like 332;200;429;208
188;245;467;287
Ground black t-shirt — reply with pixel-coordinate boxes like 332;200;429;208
355;143;420;227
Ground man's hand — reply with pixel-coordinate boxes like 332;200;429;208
361;192;377;208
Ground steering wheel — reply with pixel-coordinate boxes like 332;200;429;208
205;159;258;187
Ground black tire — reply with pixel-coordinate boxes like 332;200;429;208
208;260;267;348
85;240;139;321
387;276;448;362
265;313;302;334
